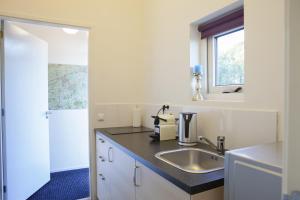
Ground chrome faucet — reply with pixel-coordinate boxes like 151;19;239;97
198;136;226;155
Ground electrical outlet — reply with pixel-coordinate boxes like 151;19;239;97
97;113;104;121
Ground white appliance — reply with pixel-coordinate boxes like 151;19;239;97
225;142;282;200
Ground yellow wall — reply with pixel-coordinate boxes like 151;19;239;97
0;0;285;140
0;0;286;198
0;0;145;104
143;0;285;140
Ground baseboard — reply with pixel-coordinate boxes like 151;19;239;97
51;166;89;173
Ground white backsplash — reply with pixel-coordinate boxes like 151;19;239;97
93;103;139;128
141;104;277;149
182;106;277;149
93;103;278;150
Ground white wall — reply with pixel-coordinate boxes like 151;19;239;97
15;23;88;65
49;110;89;172
143;0;285;141
15;22;90;172
46;30;87;66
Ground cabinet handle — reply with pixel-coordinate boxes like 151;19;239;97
108;147;113;162
99;156;105;162
99;174;105;181
134;166;141;187
98;138;105;143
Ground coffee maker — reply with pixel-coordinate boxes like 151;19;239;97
149;105;177;141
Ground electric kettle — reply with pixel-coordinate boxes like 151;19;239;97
178;112;197;146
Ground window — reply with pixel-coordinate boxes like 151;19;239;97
215;29;244;86
208;28;244;94
198;7;244;94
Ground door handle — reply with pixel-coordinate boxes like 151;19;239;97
108;147;113;162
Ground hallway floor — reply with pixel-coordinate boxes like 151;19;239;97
27;168;90;200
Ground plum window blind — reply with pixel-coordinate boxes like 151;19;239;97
198;8;244;39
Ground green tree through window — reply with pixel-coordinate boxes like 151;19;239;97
215;29;244;86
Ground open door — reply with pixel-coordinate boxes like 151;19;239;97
1;20;50;200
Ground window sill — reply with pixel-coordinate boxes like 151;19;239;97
203;92;244;103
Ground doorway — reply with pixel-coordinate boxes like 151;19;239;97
0;19;90;200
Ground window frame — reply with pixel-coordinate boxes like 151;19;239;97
206;26;244;94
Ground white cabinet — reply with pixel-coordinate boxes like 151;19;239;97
96;134;111;200
135;161;223;200
135;161;190;200
107;144;136;200
96;134;135;200
96;132;223;200
225;143;282;200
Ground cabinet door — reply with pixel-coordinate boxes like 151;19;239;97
96;134;109;168
97;172;111;200
96;134;111;200
135;161;190;200
232;160;282;200
107;144;136;200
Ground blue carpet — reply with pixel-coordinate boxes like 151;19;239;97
27;168;90;200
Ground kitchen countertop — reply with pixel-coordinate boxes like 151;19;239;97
95;127;224;195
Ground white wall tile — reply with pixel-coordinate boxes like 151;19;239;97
92;103;277;150
93;104;140;128
142;104;277;149
182;106;277;149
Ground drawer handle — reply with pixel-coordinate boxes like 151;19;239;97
98;138;105;143
99;174;105;181
99;156;105;162
108;147;113;162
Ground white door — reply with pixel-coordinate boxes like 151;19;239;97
285;0;300;199
2;20;50;200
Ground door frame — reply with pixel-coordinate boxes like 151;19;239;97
283;0;300;199
0;16;93;199
0;20;4;200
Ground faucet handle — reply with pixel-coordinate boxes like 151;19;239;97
217;136;225;155
217;136;225;141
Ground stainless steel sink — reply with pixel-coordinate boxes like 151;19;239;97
155;148;224;173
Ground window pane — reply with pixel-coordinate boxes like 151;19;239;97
215;29;244;86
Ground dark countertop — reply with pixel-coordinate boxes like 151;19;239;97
95;127;224;195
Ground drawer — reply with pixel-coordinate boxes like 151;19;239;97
97;171;109;200
96;134;109;172
96;134;109;158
